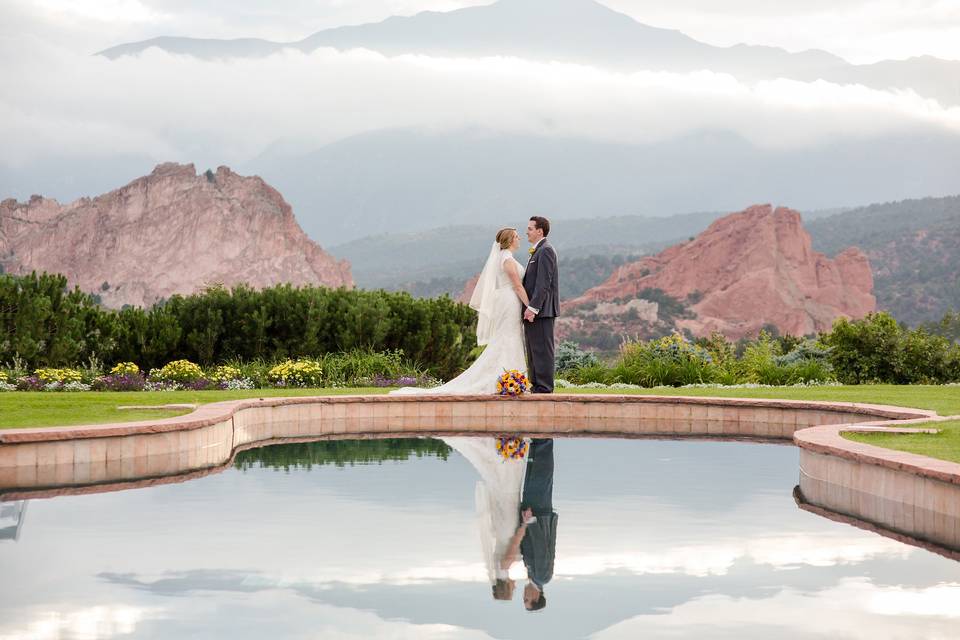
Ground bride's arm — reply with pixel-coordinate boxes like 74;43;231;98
503;260;530;307
500;520;529;569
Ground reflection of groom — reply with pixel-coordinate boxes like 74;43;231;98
520;438;556;611
522;216;559;394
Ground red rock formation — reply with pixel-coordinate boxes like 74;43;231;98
458;274;480;304
567;205;875;339
0;163;352;308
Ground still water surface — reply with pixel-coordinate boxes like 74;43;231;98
2;437;959;639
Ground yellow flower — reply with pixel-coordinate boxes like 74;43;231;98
110;362;140;376
35;368;83;384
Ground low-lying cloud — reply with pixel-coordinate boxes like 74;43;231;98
2;33;960;178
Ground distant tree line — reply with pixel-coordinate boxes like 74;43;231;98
0;272;477;379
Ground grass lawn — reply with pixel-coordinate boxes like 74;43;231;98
3;384;960;463
844;420;960;464
0;387;387;429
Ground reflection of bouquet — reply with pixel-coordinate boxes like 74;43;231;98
496;436;528;461
497;370;529;396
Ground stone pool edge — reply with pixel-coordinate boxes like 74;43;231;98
0;393;936;443
794;415;960;553
3;393;959;552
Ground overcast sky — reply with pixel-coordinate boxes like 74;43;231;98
2;0;960;204
8;0;960;63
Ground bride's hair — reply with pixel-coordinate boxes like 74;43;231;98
496;227;517;250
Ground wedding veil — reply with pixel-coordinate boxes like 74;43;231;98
468;242;502;346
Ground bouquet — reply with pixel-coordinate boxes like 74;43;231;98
496;436;529;461
496;369;529;396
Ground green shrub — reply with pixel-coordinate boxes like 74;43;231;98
555;341;600;374
321;349;416;387
209;364;243;382
0;273;476;379
110;361;140;376
821;313;903;383
151;359;204;383
565;363;611;385
738;331;780;383
610;334;715;387
267;359;323;387
34;368;83;384
899;329;956;384
821;312;959;384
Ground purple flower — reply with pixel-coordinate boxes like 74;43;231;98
372;374;422;387
16;376;44;391
183;378;216;391
92;373;147;392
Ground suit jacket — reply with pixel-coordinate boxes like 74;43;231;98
522;240;560;318
521;512;557;588
520;438;557;587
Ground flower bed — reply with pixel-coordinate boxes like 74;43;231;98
0;351;431;393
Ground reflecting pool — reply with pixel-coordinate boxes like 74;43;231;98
2;437;959;639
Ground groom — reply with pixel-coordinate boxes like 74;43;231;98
522;216;559;394
520;438;557;612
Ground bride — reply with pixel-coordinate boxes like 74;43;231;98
391;227;529;395
442;436;530;601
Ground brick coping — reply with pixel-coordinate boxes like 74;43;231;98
0;393;935;443
793;416;960;486
3;392;958;489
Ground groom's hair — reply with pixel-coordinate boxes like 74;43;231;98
527;592;547;612
529;216;550;237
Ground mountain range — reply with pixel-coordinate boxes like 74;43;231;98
336;193;960;328
560;204;876;343
99;0;960;107
4;0;957;246
246;128;960;243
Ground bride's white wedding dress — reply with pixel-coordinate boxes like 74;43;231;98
391;246;527;395
442;437;527;584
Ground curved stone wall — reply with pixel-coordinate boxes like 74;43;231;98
795;420;960;552
3;392;958;554
0;393;933;495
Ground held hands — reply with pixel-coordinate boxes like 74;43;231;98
523;308;537;323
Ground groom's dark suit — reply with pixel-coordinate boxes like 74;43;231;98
522;239;559;393
520;438;557;590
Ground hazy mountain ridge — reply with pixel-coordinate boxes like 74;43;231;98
97;0;960;106
248;127;960;243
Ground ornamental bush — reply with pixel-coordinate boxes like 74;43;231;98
0;273;476;379
91;373;147;392
110;362;140;376
34;368;83;384
267;359;323;387
611;333;715;387
555;341;600;374
209;365;242;382
151;359;204;383
821;312;960;384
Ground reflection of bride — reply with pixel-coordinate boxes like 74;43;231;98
390;228;528;396
442;437;529;600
